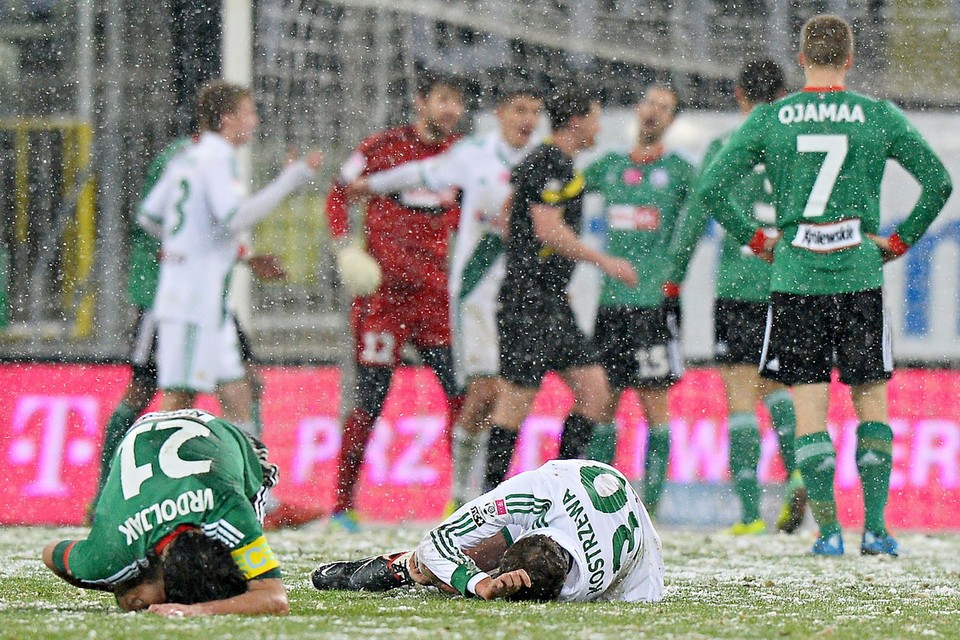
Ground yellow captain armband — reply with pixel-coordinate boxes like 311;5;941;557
231;535;280;579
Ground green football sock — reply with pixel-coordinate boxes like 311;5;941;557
796;432;840;536
764;389;797;475
644;425;671;513
585;422;617;465
98;403;139;494
856;421;894;535
728;412;761;524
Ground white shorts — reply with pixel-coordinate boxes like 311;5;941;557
156;318;245;393
452;269;501;386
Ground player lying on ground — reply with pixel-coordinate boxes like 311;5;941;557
42;409;288;616
312;459;664;602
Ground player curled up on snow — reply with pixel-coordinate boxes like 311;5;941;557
312;459;664;603
42;409;288;617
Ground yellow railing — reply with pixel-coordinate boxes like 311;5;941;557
2;119;95;337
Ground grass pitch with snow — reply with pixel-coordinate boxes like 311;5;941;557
3;524;959;639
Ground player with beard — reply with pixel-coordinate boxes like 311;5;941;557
346;77;544;512
482;86;637;492
579;84;694;517
326;71;466;532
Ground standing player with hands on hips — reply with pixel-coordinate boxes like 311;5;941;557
688;15;952;555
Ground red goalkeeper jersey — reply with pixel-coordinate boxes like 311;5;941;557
327;124;460;292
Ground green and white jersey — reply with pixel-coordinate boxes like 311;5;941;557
366;130;538;302
694;88;952;295
583;150;695;308
139;132;313;326
669;135;774;303
128;137;191;309
417;460;664;602
51;409;279;589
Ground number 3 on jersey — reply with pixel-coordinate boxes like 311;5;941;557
798;134;848;218
119;418;214;499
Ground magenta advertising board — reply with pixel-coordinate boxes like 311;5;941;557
3;363;958;530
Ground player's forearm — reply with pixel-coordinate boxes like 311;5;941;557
170;578;289;616
366;162;426;194
532;211;606;266
897;161;953;246
667;204;711;283
227;161;315;233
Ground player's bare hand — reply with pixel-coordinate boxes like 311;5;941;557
345;178;372;201
866;233;904;263
247;254;288;281
600;256;638;288
474;570;532;601
147;603;208;617
285;147;324;171
304;150;324;171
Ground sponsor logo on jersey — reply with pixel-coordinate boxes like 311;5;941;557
231;535;280;579
117;488;214;545
622;168;643;186
470;500;506;526
778;102;866;125
649;168;669;189
608;205;660;231
791;219;862;252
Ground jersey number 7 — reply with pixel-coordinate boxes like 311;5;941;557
798;134;848;218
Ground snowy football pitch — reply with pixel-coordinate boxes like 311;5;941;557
5;524;960;639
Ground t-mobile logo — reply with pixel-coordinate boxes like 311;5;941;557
9;395;99;497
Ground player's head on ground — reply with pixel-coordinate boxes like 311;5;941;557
114;552;165;612
415;69;466;141
113;528;248;611
495;74;543;149
497;534;568;602
736;58;786;108
799;14;853;69
635;83;679;145
162;527;248;605
196;80;258;146
545;84;602;151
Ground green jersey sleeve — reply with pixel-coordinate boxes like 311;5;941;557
668;138;723;283
687;114;767;246
881;102;953;245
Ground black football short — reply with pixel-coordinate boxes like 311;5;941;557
595;305;683;391
497;297;600;388
759;288;892;386
714;298;768;366
128;307;158;386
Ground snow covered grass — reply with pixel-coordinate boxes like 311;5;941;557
4;524;960;639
